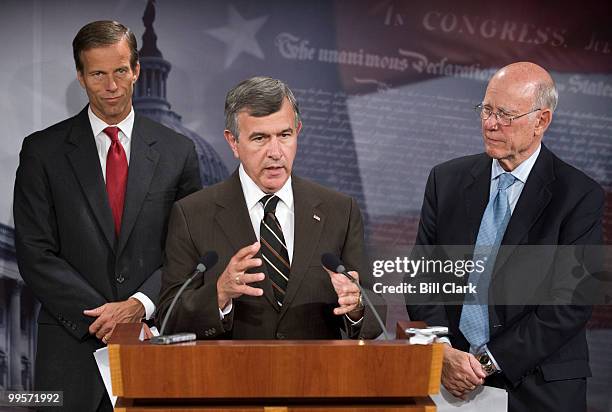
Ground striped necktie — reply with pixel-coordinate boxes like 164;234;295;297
259;194;291;305
459;172;516;351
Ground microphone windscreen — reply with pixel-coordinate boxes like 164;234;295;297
200;251;219;270
321;253;343;273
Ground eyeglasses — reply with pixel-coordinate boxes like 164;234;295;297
474;104;541;126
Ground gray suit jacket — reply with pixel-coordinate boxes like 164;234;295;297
158;171;385;340
13;106;201;411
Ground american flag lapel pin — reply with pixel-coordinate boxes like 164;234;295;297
313;214;321;221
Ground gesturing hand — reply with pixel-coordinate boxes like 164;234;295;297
216;242;265;310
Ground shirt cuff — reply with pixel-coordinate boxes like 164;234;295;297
219;301;233;320
130;292;155;320
345;313;363;325
437;337;452;346
483;344;502;371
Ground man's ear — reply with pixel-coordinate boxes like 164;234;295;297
133;61;140;83
535;109;552;136
77;70;86;89
224;130;240;159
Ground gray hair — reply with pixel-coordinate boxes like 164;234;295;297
533;79;558;113
224;76;300;140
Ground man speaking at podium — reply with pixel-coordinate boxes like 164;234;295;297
158;76;384;340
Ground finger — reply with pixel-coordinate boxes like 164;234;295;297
239;272;266;285
234;257;263;272
232;242;261;261
445;385;465;399
238;285;264;297
333;305;357;316
468;355;488;380
96;327;110;340
142;324;154;339
347;271;360;282
463;369;483;387
338;295;360;306
83;304;106;317
88;316;105;335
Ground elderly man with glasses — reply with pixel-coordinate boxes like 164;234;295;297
407;62;603;412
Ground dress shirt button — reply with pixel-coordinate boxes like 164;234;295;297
116;274;125;284
276;333;286;340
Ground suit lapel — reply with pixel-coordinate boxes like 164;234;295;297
65;107;115;250
279;176;324;319
116;115;159;256
214;172;278;309
463;155;492;245
494;145;554;271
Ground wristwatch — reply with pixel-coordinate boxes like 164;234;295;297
476;352;498;376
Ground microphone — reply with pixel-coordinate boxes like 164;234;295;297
151;251;218;344
321;253;390;340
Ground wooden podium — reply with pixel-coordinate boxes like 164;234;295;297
108;323;442;411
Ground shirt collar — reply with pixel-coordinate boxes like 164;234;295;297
238;164;293;211
491;144;541;184
88;105;135;140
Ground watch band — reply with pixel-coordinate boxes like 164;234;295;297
476;352;498;376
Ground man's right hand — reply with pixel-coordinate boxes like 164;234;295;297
217;242;265;310
441;344;486;399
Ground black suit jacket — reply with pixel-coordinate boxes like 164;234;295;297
158;171;385;340
13;106;201;411
407;144;604;411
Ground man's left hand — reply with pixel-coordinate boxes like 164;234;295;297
84;297;145;343
323;267;363;319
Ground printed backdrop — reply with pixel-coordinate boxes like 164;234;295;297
0;0;610;409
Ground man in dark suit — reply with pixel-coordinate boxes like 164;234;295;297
407;62;603;411
158;76;384;340
13;21;201;411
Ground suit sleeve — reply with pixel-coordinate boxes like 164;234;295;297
136;140;201;304
13;137;106;340
406;167;450;327
342;197;387;339
157;202;228;337
488;185;604;385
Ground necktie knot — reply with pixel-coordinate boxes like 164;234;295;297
497;172;516;191
103;126;121;144
260;194;281;214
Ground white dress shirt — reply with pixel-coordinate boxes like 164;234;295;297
239;164;295;262
88;106;155;320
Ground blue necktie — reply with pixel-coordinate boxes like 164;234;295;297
459;172;516;351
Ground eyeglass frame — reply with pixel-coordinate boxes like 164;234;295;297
474;103;541;126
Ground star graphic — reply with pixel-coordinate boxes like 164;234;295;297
207;6;268;69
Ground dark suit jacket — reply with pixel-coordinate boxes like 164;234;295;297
407;144;604;412
158;171;384;340
13;106;201;411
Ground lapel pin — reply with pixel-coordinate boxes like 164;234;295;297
313;214;321;221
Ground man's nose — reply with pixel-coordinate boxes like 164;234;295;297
267;137;282;159
483;113;499;130
105;75;118;92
